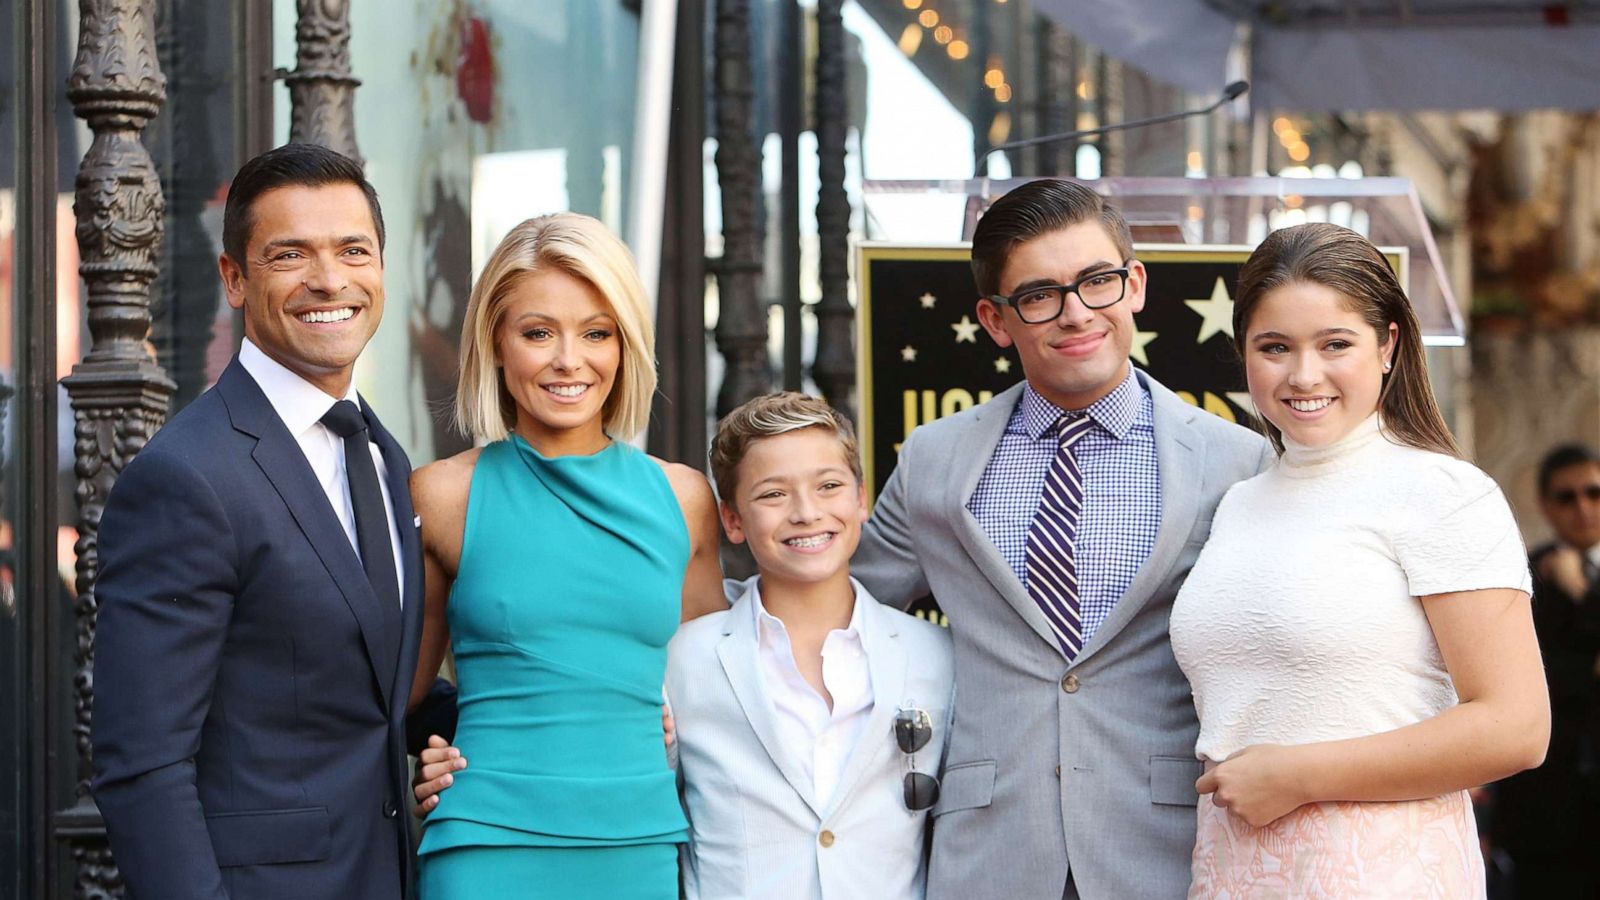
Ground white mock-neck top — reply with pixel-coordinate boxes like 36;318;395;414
1170;414;1531;762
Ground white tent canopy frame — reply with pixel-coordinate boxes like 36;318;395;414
1037;0;1600;111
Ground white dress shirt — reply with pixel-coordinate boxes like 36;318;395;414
752;581;874;810
238;339;405;603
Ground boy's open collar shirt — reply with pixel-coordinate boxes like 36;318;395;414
751;578;875;810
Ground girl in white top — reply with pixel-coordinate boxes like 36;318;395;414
1170;223;1549;899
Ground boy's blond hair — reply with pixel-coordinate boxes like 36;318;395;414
709;392;862;504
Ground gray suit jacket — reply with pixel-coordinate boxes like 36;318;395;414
669;579;955;899
854;372;1271;900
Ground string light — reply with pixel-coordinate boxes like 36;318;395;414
947;39;969;59
918;8;938;27
898;22;923;55
989;111;1012;145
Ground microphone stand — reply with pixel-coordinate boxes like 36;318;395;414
975;81;1250;178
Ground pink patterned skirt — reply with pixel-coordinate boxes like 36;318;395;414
1189;791;1485;899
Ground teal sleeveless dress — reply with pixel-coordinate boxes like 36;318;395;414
418;436;689;898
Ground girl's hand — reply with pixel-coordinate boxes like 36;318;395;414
1195;744;1309;828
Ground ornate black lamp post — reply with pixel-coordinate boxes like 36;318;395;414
58;1;175;895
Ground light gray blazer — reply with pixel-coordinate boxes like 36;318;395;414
667;578;955;900
854;372;1271;900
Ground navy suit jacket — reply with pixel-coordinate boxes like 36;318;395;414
91;358;426;900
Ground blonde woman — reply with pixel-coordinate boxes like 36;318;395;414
1171;223;1548;897
407;214;723;898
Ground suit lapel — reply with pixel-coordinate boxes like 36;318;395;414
715;588;825;818
948;384;1069;655
218;360;399;709
367;401;420;709
823;593;905;820
1073;376;1202;666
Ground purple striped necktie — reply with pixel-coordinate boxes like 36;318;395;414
1025;413;1097;658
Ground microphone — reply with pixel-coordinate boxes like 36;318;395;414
976;80;1250;177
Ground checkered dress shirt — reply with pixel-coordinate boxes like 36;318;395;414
966;369;1161;643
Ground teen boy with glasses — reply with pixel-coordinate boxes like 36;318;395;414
851;179;1272;899
665;392;954;899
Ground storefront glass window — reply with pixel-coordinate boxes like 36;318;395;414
273;0;645;464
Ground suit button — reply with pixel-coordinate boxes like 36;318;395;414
1060;674;1080;694
1055;765;1062;778
818;830;835;848
383;800;399;819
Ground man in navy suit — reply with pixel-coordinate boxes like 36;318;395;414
91;143;426;900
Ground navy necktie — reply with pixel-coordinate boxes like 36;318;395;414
320;400;400;612
1025;414;1096;658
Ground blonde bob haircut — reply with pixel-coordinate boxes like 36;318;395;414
455;213;657;443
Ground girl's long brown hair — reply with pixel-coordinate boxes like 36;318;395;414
1232;222;1461;458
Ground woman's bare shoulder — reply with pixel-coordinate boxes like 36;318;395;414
650;456;715;502
412;447;483;515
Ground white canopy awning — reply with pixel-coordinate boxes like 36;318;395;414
1035;0;1600;111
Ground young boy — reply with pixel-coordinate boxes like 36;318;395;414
667;392;954;899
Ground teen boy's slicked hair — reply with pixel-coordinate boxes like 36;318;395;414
709;392;862;504
969;178;1133;299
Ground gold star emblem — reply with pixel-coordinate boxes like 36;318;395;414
901;345;918;362
951;315;980;343
994;356;1012;374
1185;277;1236;344
1129;329;1158;366
919;292;937;309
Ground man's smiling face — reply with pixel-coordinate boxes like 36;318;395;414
220;183;385;397
976;220;1147;411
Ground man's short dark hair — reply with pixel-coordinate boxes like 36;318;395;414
969;179;1134;298
221;143;385;268
1539;443;1600;496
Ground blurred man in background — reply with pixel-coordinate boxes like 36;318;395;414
1493;444;1600;898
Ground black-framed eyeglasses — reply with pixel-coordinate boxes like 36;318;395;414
1552;484;1600;507
895;705;940;811
986;264;1133;324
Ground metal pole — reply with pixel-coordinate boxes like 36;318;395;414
811;0;853;419
648;0;709;466
628;0;679;336
282;0;360;163
712;0;771;416
18;0;62;894
150;0;221;412
59;0;176;895
778;0;802;392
